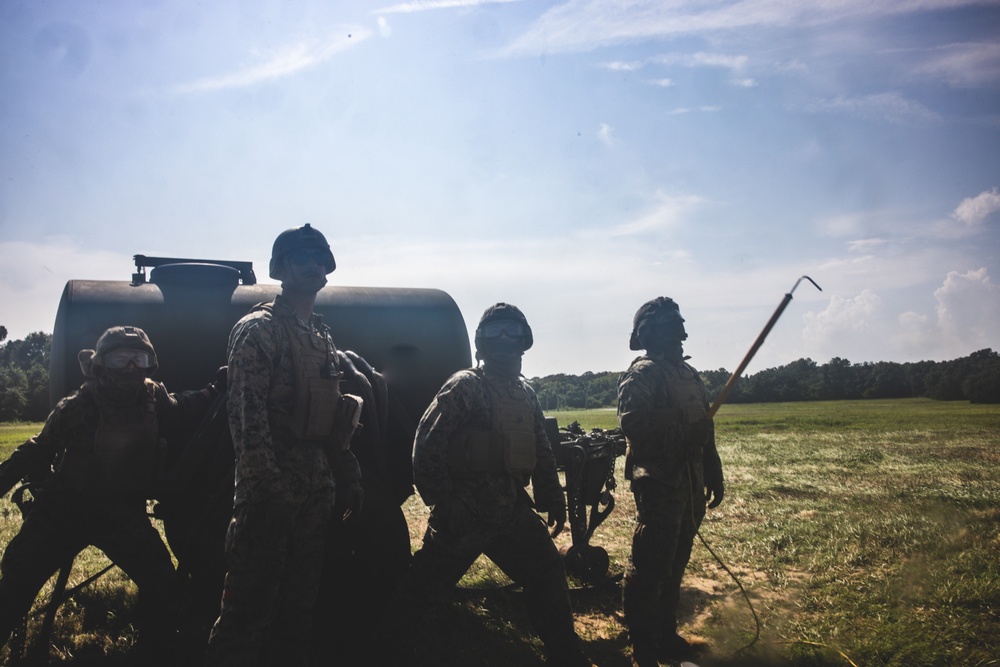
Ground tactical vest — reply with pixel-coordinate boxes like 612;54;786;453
449;370;538;477
659;360;711;452
59;379;161;497
267;308;343;444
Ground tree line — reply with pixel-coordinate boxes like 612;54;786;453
2;328;999;422
0;328;52;422
529;348;1000;410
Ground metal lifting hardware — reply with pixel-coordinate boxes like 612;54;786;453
706;276;822;419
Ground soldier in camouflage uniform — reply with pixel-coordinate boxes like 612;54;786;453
205;224;365;667
617;297;725;667
0;326;223;659
394;303;592;667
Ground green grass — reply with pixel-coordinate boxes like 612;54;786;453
4;399;1000;666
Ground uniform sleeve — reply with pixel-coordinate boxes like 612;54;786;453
617;361;670;460
329;448;362;487
526;385;565;511
155;379;222;439
227;317;284;499
702;400;724;483
3;392;94;491
3;404;63;487
411;372;474;507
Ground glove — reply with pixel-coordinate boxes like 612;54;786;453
548;504;567;539
0;460;24;499
213;366;228;394
341;482;364;521
705;471;725;509
330;394;364;452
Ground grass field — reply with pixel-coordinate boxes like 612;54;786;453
2;398;999;666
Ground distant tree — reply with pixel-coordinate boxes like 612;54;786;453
820;357;857;400
961;349;1000;404
862;361;908;399
0;366;29;421
700;368;733;404
0;331;51;370
0;331;51;421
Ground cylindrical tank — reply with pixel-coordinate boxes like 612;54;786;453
46;259;472;640
50;261;472;422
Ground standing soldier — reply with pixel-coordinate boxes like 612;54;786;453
617;297;725;667
394;303;591;667
204;224;365;667
0;326;224;662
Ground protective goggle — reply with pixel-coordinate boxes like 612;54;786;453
287;249;329;267
480;319;527;339
103;348;153;369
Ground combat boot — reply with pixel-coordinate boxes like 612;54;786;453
630;642;659;667
657;632;704;663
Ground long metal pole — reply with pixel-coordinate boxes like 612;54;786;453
706;276;822;420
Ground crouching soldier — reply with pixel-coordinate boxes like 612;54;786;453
393;303;592;667
0;325;225;661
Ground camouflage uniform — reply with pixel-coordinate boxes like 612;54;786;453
0;377;218;651
396;366;589;667
617;352;723;659
205;295;362;667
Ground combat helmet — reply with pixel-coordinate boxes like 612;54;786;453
269;223;336;280
629;297;686;351
475;302;533;353
82;325;159;377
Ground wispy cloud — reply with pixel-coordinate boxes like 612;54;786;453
375;0;522;14
933;267;999;352
847;238;887;253
909;42;1000;88
500;0;982;57
655;52;748;70
609;191;707;236
597;123;614;147
805;92;939;125
601;60;643;72
601;52;747;73
668;106;722;115
173;29;371;93
952;188;1000;226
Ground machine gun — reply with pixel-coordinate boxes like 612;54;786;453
545;418;627;584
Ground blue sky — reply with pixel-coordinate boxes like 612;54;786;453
1;0;998;378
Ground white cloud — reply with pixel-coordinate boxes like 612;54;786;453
952;188;1000;226
608;191;707;236
805;92;939;124
910;41;1000;88
500;0;983;57
659;52;748;70
732;78;757;87
847;238;887;253
934;268;999;352
601;60;643;71
172;29;372;93
0;240;133;340
375;0;522;14
888;269;1000;360
668;106;721;115
597;123;614;147
802;289;882;350
378;16;393;38
649;78;675;87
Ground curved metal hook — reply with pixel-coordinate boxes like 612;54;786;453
790;275;823;294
